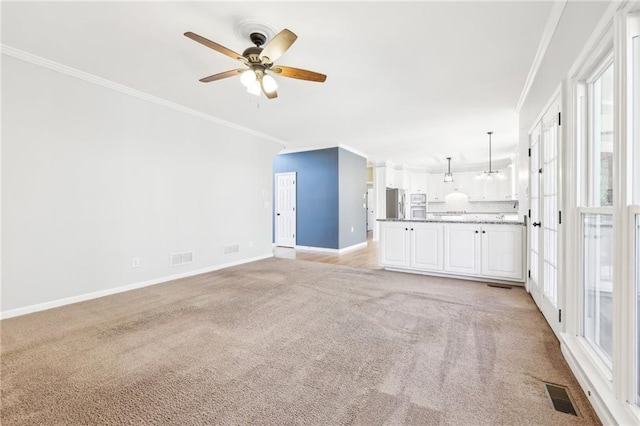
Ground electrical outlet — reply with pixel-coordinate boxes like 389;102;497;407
132;257;140;268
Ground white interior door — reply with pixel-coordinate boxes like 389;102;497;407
275;172;296;248
530;95;562;335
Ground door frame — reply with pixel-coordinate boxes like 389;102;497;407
528;90;563;336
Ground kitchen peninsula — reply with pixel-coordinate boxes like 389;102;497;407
378;216;526;284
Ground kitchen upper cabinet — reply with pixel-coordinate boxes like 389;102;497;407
400;169;411;191
410;223;444;271
410;172;429;194
386;168;396;188
451;172;471;194
427;174;446;202
496;168;514;200
480;224;523;280
379;221;410;267
463;168;514;201
444;224;481;275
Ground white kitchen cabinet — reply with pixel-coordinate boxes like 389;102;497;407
380;222;443;271
480;224;523;280
444;224;481;275
379;221;525;283
467;174;485;201
463;168;513;201
379;221;410;267
411;172;429;194
427;174;446;202
496;168;513;200
386;168;396;188
451;172;471;194
410;223;444;271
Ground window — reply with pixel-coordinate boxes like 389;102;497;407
583;213;613;364
590;64;614;207
579;58;614;371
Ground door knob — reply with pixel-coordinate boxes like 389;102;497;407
277;213;281;216
532;222;541;227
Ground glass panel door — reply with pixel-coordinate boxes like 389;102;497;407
543;118;559;307
528;94;561;335
529;124;542;303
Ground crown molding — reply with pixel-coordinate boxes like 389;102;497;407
1;44;288;147
515;0;567;113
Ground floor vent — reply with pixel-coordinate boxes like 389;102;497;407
544;383;578;416
487;283;512;289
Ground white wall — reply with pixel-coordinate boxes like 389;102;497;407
1;55;282;314
517;0;610;214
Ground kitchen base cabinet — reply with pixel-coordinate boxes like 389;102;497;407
379;221;410;267
444;224;481;275
481;224;523;280
380;222;444;271
410;223;444;271
379;221;525;284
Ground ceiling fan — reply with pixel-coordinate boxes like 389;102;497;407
184;28;327;99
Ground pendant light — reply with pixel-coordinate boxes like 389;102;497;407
477;131;505;180
443;157;454;182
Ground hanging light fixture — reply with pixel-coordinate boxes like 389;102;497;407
477;131;505;180
443;157;454;182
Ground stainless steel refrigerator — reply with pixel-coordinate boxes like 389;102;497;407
386;188;406;219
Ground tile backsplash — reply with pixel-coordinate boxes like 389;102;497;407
428;199;519;213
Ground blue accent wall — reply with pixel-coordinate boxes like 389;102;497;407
273;148;339;249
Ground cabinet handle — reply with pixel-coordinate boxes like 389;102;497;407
482;230;486;234
405;228;408;231
475;230;479;234
411;228;414;231
532;222;541;227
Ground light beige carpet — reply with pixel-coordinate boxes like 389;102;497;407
1;258;599;425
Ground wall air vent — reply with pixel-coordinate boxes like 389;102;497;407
223;244;240;255
170;251;194;266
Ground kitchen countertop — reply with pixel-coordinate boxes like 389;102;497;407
377;218;526;225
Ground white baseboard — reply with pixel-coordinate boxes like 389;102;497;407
560;333;638;426
294;241;367;254
0;253;274;320
383;267;525;286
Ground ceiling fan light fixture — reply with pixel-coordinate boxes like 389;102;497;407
262;74;278;93
246;79;261;96
443;157;454;182
240;69;257;88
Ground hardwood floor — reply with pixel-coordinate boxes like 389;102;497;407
274;232;381;270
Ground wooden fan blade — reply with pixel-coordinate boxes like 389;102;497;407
199;69;244;83
258;74;278;100
271;66;327;82
260;29;297;64
184;31;246;63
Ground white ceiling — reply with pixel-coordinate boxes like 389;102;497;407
2;1;555;170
